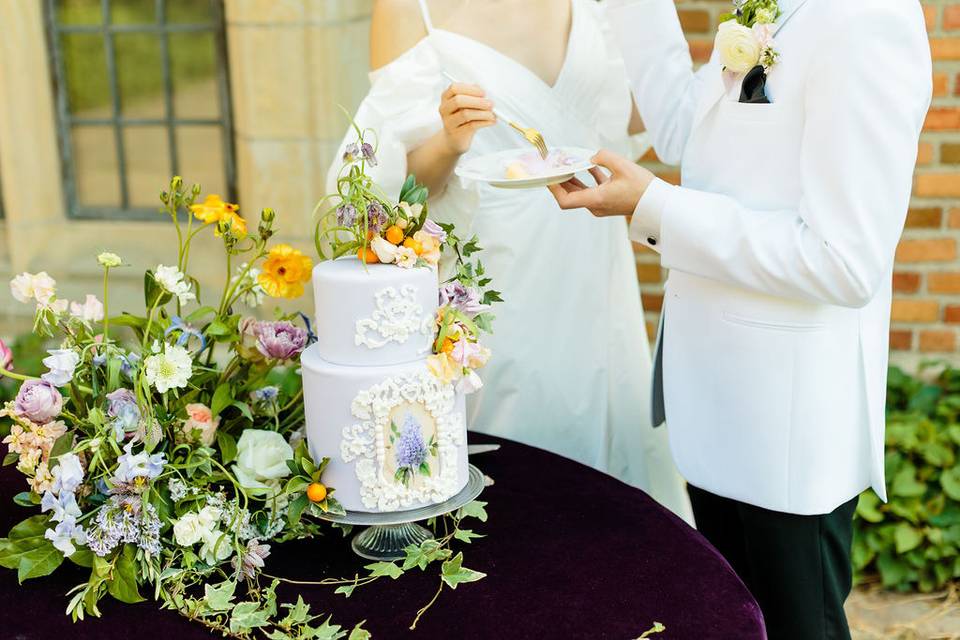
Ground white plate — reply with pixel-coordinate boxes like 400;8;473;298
455;146;596;190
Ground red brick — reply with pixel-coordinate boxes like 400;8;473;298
925;4;939;31
896;238;957;262
920;330;956;353
945;305;960;323
949;208;960;228
893;272;922;293
917;141;935;165
934;72;950;97
678;9;711;33
890;329;914;351
930;39;960;60
928;272;960;293
925;108;960;130
891;299;940;323
915;173;960;197
941;143;960;164
944;5;960;30
688;39;714;63
905;207;942;228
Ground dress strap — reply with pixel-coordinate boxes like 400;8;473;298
416;0;435;32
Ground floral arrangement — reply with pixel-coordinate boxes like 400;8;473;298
0;177;489;637
715;0;781;74
318;124;502;395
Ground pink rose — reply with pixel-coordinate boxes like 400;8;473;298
0;337;12;371
183;402;220;446
14;379;63;424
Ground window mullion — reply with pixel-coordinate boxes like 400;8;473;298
100;0;129;209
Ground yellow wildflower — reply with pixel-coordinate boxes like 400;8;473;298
191;194;246;237
257;244;313;299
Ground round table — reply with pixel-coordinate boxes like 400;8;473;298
0;433;765;639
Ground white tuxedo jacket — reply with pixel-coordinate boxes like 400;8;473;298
608;0;932;514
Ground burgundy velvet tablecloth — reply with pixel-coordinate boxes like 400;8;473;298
0;433;765;639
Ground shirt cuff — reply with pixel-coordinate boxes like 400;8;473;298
628;177;673;251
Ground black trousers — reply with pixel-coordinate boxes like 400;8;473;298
688;485;858;640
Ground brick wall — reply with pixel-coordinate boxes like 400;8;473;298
637;0;957;367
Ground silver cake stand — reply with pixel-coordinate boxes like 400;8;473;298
315;464;485;561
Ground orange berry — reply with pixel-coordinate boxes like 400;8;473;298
403;238;423;255
357;247;379;264
385;225;404;245
306;482;327;503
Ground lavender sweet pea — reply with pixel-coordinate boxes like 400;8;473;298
420;219;447;244
255;321;308;361
14;379;63;424
439;282;488;317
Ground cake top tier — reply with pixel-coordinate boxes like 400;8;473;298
311;257;438;368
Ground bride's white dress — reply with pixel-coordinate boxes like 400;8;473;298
328;0;691;520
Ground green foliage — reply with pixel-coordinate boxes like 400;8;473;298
853;364;960;592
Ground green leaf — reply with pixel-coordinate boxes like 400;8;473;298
230;601;270;634
894;523;924;554
206;319;231;337
856;492;884;524
68;549;94;568
287;493;310;527
280;595;311;627
204;580;237;612
144;270;173;308
440;552;486;589
364;561;403;579
107;545;145;603
457;500;488;523
941;467;960;501
891;465;927;498
453;528;485;544
210;383;233;417
184;305;217;324
12;492;38;508
217;432;238;465
17;541;64;583
9;515;49;539
48;433;75;461
3;452;19;466
334;584;356;598
348;624;371;640
231;400;254;422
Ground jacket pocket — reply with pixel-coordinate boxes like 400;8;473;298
722;311;826;333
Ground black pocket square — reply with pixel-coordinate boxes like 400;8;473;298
739;65;770;104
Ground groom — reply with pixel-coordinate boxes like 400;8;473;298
548;0;932;637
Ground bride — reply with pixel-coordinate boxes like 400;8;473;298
328;0;690;520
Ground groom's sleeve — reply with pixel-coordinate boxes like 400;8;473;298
607;0;703;166
637;2;932;309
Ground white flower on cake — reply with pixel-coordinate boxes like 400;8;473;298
232;429;294;495
355;285;433;350
144;343;193;393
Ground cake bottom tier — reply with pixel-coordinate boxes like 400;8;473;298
301;344;469;513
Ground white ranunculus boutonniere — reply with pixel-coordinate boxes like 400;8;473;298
716;0;781;74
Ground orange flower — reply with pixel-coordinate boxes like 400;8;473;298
190;194;246;237
258;244;313;299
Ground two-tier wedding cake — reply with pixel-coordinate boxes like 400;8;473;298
301;259;469;513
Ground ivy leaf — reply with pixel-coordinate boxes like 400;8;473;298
457;500;488;523
894;523;924;554
453;528;485;544
348;623;372;640
107;545;145;603
313;616;346;640
203;580;237;612
334;584;356;598
280;595;311;626
402;540;451;571
364;561;403;580
440;552;486;589
229;601;270;634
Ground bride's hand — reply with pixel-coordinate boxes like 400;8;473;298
439;83;496;155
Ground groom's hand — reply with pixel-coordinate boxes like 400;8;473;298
548;149;656;217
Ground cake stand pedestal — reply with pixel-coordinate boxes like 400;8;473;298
315;464;485;561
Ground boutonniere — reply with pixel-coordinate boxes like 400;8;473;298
715;0;781;74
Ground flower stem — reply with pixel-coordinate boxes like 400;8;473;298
409;578;444;630
102;266;111;343
0;366;36;383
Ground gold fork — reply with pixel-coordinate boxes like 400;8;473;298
442;71;549;159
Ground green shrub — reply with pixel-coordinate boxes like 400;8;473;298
853;364;960;592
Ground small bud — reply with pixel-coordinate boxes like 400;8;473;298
160;191;169;204
192;183;201;196
260;208;275;223
171;176;183;191
97;252;123;268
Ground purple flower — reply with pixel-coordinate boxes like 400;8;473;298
14;379;63;424
361;142;377;167
232;539;271;579
394;415;428;470
106;388;137;418
343;143;360;164
106;388;141;442
366;202;388;233
336;203;357;227
420;219;447;244
255;321;308;361
439;282;488;317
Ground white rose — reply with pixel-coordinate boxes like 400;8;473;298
715;20;761;74
197;505;222;529
232;429;293;495
173;513;205;547
370;235;399;264
199;528;233;565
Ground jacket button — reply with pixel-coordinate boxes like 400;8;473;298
647;237;658;246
